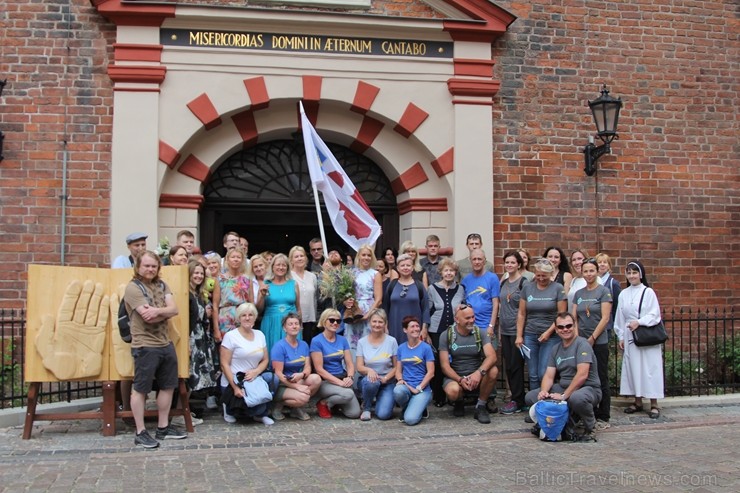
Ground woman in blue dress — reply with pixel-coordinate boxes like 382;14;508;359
256;253;301;357
382;254;430;345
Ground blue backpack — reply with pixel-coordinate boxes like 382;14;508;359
534;399;570;441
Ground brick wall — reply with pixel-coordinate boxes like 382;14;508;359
491;0;739;307
0;1;115;307
0;0;737;310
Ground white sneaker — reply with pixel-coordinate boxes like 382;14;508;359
595;419;611;431
255;415;274;426
223;403;236;424
206;396;218;409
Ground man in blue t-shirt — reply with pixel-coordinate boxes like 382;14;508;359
461;249;500;339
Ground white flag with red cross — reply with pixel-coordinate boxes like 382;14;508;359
300;104;381;251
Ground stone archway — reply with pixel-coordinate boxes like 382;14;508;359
199;139;398;255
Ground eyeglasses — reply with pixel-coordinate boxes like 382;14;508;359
310;248;323;252
466;233;482;241
457;303;472;311
399;285;409;298
555;323;574;330
327;318;341;325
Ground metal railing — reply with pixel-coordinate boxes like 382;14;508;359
1;309;104;409
1;306;737;408
607;307;738;396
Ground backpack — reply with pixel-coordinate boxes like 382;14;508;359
532;399;570;441
383;279;425;313
117;279;154;343
446;324;483;356
500;276;526;291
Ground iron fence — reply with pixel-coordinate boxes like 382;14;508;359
606;307;738;396
1;306;737;408
1;309;103;409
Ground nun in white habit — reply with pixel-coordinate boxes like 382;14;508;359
615;260;664;419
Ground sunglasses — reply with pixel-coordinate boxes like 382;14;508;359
555;323;574;330
399;285;409;298
327;318;341;325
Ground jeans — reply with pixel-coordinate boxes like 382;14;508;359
524;333;560;389
393;384;432;426
358;376;396;420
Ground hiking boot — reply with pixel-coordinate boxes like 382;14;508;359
316;400;332;419
291;407;311;421
272;403;285;421
155;424;187;440
134;430;159;449
453;400;465;417
574;430;598;442
474;405;491;424
486;397;499;414
500;401;522;415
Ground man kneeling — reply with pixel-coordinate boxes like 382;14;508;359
525;312;601;442
439;304;498;423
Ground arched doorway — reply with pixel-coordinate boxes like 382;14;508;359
200;139;398;256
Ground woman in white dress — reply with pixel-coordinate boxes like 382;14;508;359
615;260;664;419
343;245;383;357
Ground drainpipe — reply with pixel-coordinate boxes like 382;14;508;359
60;142;68;265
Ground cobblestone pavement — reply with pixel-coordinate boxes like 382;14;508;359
1;401;738;492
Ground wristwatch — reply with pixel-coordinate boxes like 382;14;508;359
478;368;487;376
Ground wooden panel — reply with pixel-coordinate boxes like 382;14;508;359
25;264;190;383
26;265;112;382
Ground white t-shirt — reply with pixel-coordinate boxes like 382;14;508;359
219;329;267;387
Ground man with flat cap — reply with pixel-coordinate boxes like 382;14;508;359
112;232;148;269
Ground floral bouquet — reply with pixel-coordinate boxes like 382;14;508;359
319;265;361;321
154;236;171;262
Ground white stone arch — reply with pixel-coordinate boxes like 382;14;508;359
157;94;454;247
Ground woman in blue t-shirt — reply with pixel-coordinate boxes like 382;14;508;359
310;308;361;419
271;312;322;421
356;308;398;421
393;316;435;425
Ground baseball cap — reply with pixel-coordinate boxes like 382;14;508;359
125;232;148;244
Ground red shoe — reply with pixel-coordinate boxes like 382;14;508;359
316;401;332;419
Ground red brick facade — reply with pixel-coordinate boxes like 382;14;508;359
490;0;738;307
0;0;737;309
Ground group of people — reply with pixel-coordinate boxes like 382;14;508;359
113;229;666;447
